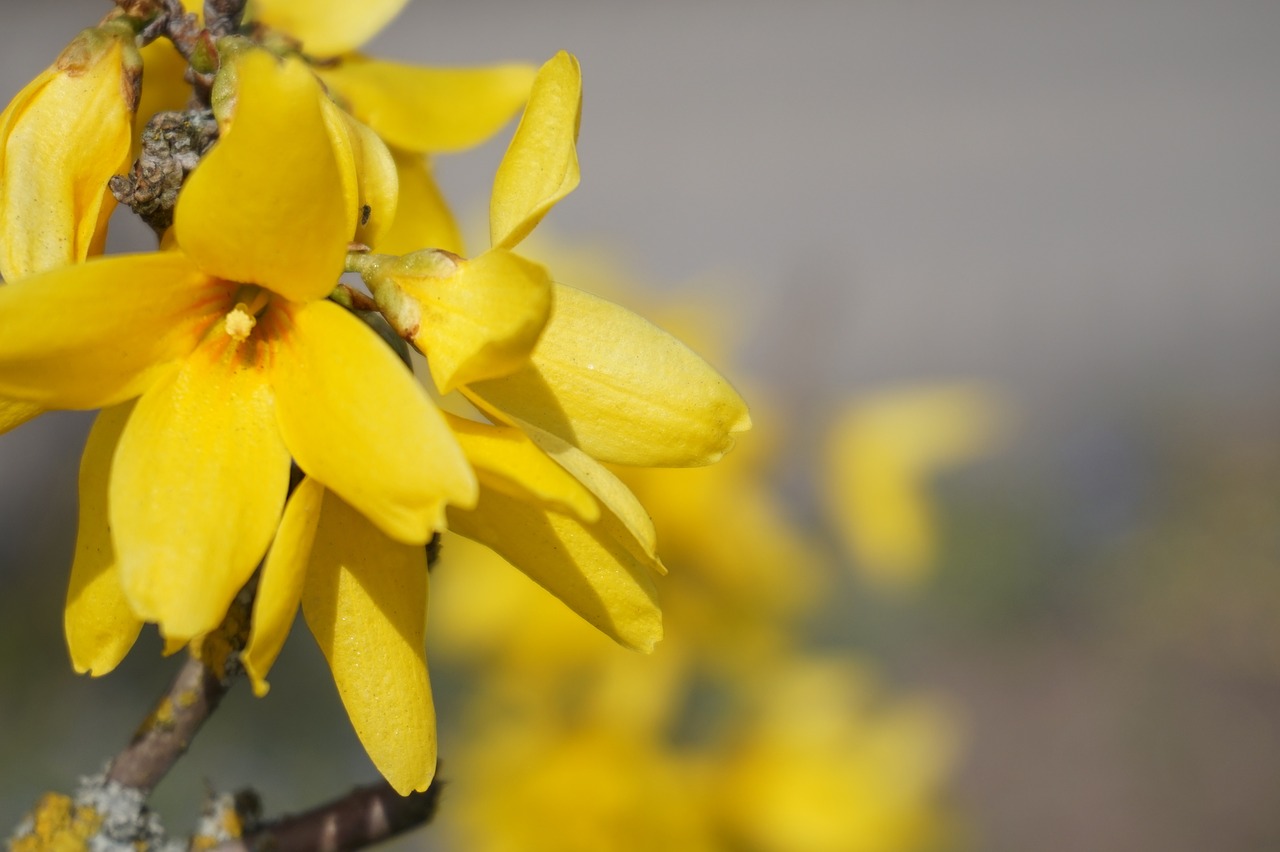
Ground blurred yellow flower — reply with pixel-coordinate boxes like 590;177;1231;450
822;383;1007;588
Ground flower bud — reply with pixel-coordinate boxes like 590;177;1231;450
0;22;142;281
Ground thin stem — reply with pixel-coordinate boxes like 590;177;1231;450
103;583;253;793
212;778;443;852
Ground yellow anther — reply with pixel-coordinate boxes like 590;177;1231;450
224;303;257;341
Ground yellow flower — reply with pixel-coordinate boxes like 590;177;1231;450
823;383;1007;588
245;0;535;256
0;21;142;437
1;49;474;646
0;20;140;283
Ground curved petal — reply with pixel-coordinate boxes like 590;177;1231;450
466;283;752;467
302;488;435;795
448;486;662;652
248;0;409;57
272;299;476;545
319;99;398;249
175;50;348;302
445;413;597;522
395;248;551;393
244;475;325;696
374;148;463;256
0;28;138;282
0;396;42;435
520;423;660;567
112;341;291;641
65;402;143;676
489;51;581;251
318;56;534;154
0;253;223;409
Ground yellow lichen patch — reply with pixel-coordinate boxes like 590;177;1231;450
10;792;103;852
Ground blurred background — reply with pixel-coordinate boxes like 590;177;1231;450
4;1;1280;850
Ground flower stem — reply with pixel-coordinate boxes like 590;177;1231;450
103;581;253;793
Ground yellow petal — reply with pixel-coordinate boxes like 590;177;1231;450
467;283;751;466
0;253;222;409
113;342;291;641
318;56;535;154
489;51;580;251
302;489;435;795
243;475;325;696
448;486;663;652
392;248;551;393
175;50;348;302
65;402;142;676
273;299;476;544
520;423;660;567
319;99;398;249
248;0;409;57
0;396;42;435
445;413;598;522
0;26;139;281
374;148;464;256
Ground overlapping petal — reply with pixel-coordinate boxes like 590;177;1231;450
0;26;138;282
302;488;435;795
467;283;752;467
318;57;535;154
65;403;141;676
319;98;398;249
489;51;581;251
446;413;597;521
0;253;223;409
243;476;325;696
395;248;552;393
375;148;464;256
272;299;476;545
249;0;409;58
112;342;291;640
448;486;663;652
175;50;349;302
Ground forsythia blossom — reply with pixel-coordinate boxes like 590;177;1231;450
0;0;749;796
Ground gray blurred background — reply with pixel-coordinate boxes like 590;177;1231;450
4;1;1280;850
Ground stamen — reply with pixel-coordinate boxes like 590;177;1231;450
224;302;257;341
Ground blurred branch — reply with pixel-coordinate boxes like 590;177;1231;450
212;778;443;852
104;583;253;793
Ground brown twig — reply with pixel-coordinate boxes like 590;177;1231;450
103;583;253;793
212;778;444;852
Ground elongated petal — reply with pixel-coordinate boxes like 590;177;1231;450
318;57;534;154
0;253;222;409
448;488;663;652
65;402;142;676
176;50;348;302
445;413;597;522
244;475;325;696
0;26;139;282
0;396;42;435
393;248;551;393
467;283;751;466
374;148;463;256
302;489;435;795
273;299;476;545
249;0;409;57
521;423;660;567
113;342;291;640
319;99;398;249
489;51;580;250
